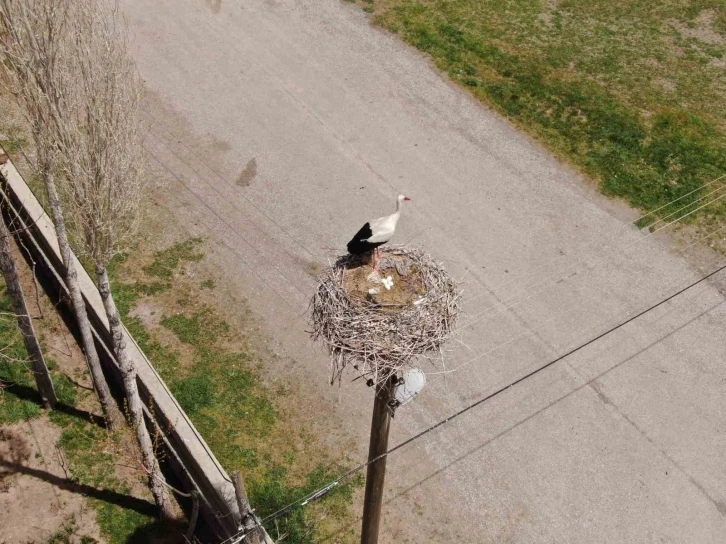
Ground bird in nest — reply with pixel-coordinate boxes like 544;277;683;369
347;194;411;272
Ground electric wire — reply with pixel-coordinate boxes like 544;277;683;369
462;182;726;320
223;260;726;537
432;223;726;375
460;173;726;308
141;124;314;303
145;121;726;536
139;99;726;338
144;146;305;315
140;106;319;261
458;188;726;332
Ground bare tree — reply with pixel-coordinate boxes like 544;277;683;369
56;0;174;519
0;0;121;428
0;198;56;408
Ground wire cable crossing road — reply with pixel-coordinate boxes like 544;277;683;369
249;261;726;530
121;1;726;541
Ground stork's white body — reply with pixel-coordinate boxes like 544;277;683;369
366;211;402;244
347;195;411;268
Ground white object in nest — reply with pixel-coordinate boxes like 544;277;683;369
382;275;394;290
368;287;380;295
395;368;426;407
413;297;425;305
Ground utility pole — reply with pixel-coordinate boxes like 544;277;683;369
361;374;398;544
232;471;260;544
0;198;57;408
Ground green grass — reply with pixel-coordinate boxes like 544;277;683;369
0;290;78;423
200;278;216;290
45;515;98;544
0;124;27;154
142;238;204;279
364;0;726;227
50;409;164;544
0;286;159;543
0;293;43;423
110;239;362;543
2;237;361;543
161;308;230;346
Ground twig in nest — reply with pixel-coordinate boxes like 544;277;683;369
310;246;461;387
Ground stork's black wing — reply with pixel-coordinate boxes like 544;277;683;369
347;222;374;254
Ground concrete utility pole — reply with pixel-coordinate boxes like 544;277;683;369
0;200;57;408
361;374;398;544
233;471;260;544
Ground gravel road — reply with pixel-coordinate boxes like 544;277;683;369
121;1;726;542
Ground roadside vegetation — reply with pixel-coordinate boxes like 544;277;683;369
357;0;726;232
110;237;363;543
2;50;360;537
0;234;362;543
1;279;168;542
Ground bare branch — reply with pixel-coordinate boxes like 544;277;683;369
54;0;143;270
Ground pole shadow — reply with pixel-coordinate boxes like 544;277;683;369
0;380;106;428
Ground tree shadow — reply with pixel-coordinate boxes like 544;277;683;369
0;380;106;428
0;459;157;517
124;518;188;544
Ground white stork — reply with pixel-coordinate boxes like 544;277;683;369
347;194;411;271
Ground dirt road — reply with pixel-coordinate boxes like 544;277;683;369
121;1;726;542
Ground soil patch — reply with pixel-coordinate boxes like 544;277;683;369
0;419;102;544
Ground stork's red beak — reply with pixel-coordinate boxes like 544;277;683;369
404;197;412;201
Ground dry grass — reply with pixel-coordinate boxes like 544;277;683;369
311;246;461;386
343;252;425;308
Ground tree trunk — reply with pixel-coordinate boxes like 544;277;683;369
43;171;120;428
97;266;174;520
0;211;57;409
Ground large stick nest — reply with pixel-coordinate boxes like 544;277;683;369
311;246;461;386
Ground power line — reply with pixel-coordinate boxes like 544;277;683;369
141;126;314;303
143;145;307;315
140;97;726;336
433;221;726;371
459;187;726;330
140;106;319;262
460;173;726;308
461;183;726;322
247;260;726;532
432;224;726;375
450;213;726;363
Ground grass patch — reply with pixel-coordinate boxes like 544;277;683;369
365;0;726;228
45;515;98;544
3;236;361;543
0;124;28;154
143;238;204;279
109;238;363;543
50;409;164;544
161;308;230;346
0;284;160;543
0;288;43;424
200;278;216;290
